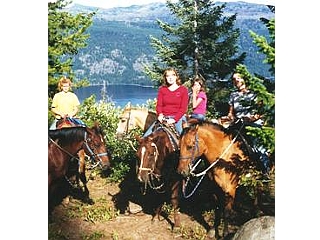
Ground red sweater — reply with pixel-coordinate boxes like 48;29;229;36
156;85;189;122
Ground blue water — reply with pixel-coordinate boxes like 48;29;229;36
74;84;158;107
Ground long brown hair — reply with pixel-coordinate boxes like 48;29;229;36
192;76;206;92
162;67;182;86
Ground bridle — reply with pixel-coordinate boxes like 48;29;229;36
49;130;109;169
138;142;165;194
179;127;243;198
121;110;133;136
82;131;110;169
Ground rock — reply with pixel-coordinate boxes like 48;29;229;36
232;216;275;240
128;201;143;214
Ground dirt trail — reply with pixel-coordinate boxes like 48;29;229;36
49;170;274;240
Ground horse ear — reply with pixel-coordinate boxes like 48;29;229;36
135;134;142;143
125;102;131;109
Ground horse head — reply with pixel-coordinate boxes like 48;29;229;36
135;134;160;183
116;108;134;140
84;122;111;170
116;107;157;140
177;124;205;178
135;130;172;193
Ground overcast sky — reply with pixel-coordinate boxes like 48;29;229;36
70;0;275;9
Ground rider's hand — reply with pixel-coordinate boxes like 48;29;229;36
166;118;176;125
158;114;164;122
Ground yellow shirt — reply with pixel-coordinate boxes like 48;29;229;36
51;91;80;119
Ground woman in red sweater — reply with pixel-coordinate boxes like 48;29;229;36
144;67;188;136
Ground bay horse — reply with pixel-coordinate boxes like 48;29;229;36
177;121;254;239
55;117;88;193
135;124;182;228
48;123;111;212
116;106;157;139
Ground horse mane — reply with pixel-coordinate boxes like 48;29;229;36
144;127;180;174
124;106;156;115
182;120;228;136
49;127;86;146
91;122;104;137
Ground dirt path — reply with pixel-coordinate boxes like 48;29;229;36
49;170;274;240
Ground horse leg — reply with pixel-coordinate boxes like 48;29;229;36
78;150;94;204
171;180;181;228
221;187;237;238
207;186;224;240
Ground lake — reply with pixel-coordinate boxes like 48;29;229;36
74;84;158;107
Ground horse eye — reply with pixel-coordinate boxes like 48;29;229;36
186;145;193;151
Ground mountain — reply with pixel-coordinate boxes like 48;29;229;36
66;1;274;85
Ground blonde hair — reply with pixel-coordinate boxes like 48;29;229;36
162;67;182;86
58;76;72;91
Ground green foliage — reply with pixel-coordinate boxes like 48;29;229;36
178;224;207;240
76;96;139;182
65;197;119;223
250;18;275;75
48;0;94;97
145;0;245;82
238;168;264;199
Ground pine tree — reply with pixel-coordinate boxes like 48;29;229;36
48;0;95;98
237;7;275;156
144;0;245;84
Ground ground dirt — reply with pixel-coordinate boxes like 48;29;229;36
48;169;275;240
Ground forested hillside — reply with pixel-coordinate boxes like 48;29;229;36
67;1;274;85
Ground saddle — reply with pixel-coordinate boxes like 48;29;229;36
56;117;84;129
153;121;180;151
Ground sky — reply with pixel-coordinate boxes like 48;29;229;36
70;0;276;9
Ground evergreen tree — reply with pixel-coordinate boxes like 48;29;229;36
237;8;275;157
144;0;245;84
48;0;95;98
250;17;275;76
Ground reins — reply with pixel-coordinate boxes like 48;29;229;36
139;142;165;194
49;137;80;159
49;130;108;170
181;122;245;198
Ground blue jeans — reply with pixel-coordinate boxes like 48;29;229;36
190;113;206;121
143;115;186;137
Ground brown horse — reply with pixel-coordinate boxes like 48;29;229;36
48;123;111;212
55;117;88;191
116;106;157;139
177;121;254;239
135;124;181;228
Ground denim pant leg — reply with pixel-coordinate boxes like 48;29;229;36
175;116;186;135
143;121;156;137
49;119;58;130
191;113;205;121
